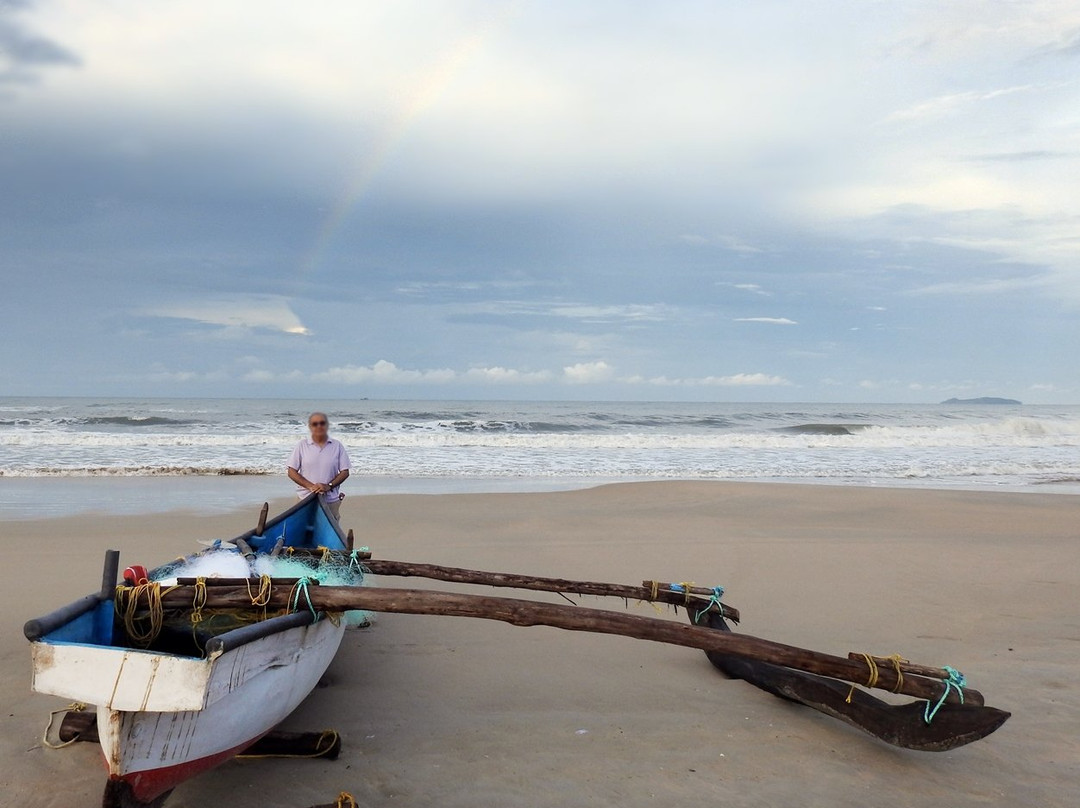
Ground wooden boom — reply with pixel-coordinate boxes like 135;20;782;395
357;558;739;622
135;584;976;706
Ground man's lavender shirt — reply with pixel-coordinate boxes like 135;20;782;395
288;438;351;502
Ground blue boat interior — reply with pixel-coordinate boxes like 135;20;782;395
26;495;348;657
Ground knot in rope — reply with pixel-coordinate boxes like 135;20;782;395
693;585;726;624
348;549;367;579
924;666;966;724
289;577;319;620
336;792;358;808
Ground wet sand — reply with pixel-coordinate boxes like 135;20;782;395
2;481;1078;807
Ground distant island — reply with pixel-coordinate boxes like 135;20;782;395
941;397;1022;405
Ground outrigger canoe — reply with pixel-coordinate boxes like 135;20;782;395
24;494;359;808
27;496;1011;806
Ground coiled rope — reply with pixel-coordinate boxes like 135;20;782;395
116;582;167;647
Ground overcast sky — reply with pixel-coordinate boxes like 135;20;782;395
2;1;1078;402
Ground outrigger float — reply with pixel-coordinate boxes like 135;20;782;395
26;495;1010;806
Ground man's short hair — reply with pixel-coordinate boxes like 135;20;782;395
308;411;329;425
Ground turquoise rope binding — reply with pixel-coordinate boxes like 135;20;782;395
924;665;966;723
348;549;367;578
291;577;319;621
694;586;726;624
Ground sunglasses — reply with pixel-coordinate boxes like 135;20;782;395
309;420;327;427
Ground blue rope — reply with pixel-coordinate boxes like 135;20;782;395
694;586;726;624
924;666;966;723
290;577;319;621
348;550;367;580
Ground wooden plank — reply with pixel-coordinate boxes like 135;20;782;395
359;558;739;622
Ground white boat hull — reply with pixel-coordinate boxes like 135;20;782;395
33;617;345;804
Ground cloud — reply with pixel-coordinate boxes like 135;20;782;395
734;317;798;325
141;295;311;335
312;360;456;385
733;283;770;295
883;85;1038;124
625;372;791;387
464;366;553;384
0;2;80;85
562;361;616;384
699;373;790;387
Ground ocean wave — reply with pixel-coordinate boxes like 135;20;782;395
1;417;1078;450
0;465;276;477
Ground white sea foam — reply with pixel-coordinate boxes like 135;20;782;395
1;398;1078;490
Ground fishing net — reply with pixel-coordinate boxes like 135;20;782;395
142;547;372;647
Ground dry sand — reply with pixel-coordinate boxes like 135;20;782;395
1;481;1078;807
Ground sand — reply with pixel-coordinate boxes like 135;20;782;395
1;481;1078;807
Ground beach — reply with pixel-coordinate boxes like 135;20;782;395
2;481;1078;807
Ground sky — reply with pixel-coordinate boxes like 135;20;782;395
1;0;1078;403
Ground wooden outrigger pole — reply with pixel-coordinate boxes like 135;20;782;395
118;548;1009;751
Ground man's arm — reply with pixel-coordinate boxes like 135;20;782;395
327;469;350;489
288;466;329;494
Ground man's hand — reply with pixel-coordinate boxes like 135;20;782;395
311;482;331;494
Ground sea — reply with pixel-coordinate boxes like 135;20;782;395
1;397;1078;517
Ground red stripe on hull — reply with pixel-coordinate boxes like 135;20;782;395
110;733;266;804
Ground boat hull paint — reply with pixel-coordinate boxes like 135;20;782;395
98;617;345;803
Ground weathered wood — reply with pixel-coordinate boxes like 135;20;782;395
58;711;340;758
359;558;739;622
846;652;956;682
256;502;269;536
134;584;973;705
694;612;1005;750
346;528;354;553
287;548;371;560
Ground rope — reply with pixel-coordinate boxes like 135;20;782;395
678;582;695;605
42;702;87;749
190;577;208;626
236;729;341;759
116;583;166;647
320;546;333;565
289;577;319;620
336;792;358;808
846;653;880;704
348;549;367;578
886;653;906;694
246;574;273;604
246;574;273;620
924;666;966;724
693;586;726;624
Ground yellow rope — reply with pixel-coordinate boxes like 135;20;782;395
236;729;340;759
320;546;333;565
245;574;273;620
336;792;358;808
42;702;87;749
887;653;906;694
190;577;208;625
678;582;695;606
649;580;659;600
846;652;881;704
116;583;166;646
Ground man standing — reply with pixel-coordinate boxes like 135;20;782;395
287;412;351;521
